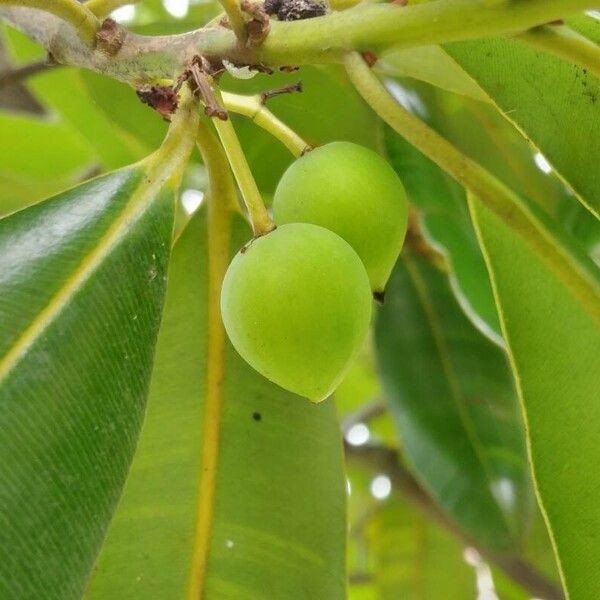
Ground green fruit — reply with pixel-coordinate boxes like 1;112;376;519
221;223;372;402
273;141;408;294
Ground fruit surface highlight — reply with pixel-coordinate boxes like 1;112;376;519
221;223;372;402
273;141;408;293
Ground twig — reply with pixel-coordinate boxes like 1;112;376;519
341;399;387;433
345;442;564;600
260;80;302;104
0;58;54;88
0;0;99;46
187;59;228;120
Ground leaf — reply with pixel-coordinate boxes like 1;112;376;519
375;254;532;552
377;46;489;103
367;500;474;599
85;208;347;599
0;111;93;180
444;37;600;219
383;125;502;345
0;158;179;598
79;70;169;152
470;196;600;599
3;25;148;169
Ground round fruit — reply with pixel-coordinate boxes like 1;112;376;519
221;223;372;402
273;141;408;294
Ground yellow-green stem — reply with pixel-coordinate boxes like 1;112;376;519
344;51;600;326
222;92;310;158
0;0;99;46
186;119;235;600
518;25;600;80
218;0;247;42
85;0;140;19
211;91;275;237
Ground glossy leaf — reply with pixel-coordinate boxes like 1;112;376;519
0;163;177;598
470;196;600;599
367;500;474;599
444;37;600;219
383;125;502;345
375;254;531;552
377;46;489;103
85;209;347;599
0;111;95;215
4;25;148;168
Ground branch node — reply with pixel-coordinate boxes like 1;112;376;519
240;0;271;47
136;85;179;119
96;18;126;56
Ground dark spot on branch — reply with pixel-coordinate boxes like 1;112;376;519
253;412;262;421
277;0;327;21
136;85;178;119
96;18;126;56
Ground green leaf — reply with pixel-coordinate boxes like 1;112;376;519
375;254;531;552
367;500;474;599
2;26;147;169
0;161;178;598
444;37;600;219
470;196;600;599
377;46;489;103
85;209;347;599
383;125;502;345
79;71;169;152
0;111;95;215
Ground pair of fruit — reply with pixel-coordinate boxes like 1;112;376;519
221;141;408;402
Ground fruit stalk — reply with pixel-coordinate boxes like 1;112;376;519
212;91;275;237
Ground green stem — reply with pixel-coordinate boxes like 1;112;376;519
344;51;600;326
186;119;234;600
258;0;598;64
2;0;596;84
222;92;310;157
518;25;600;80
211;91;275;237
218;0;247;42
85;0;141;19
196;119;239;213
0;0;99;46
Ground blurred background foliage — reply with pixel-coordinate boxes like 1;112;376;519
2;2;600;598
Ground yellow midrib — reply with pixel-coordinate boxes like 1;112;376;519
0;95;198;384
0;167;156;382
187;189;233;600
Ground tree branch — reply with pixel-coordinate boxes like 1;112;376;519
0;0;98;46
0;57;54;88
345;441;564;600
1;0;596;85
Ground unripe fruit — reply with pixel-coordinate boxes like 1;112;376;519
221;223;372;402
273;141;408;295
